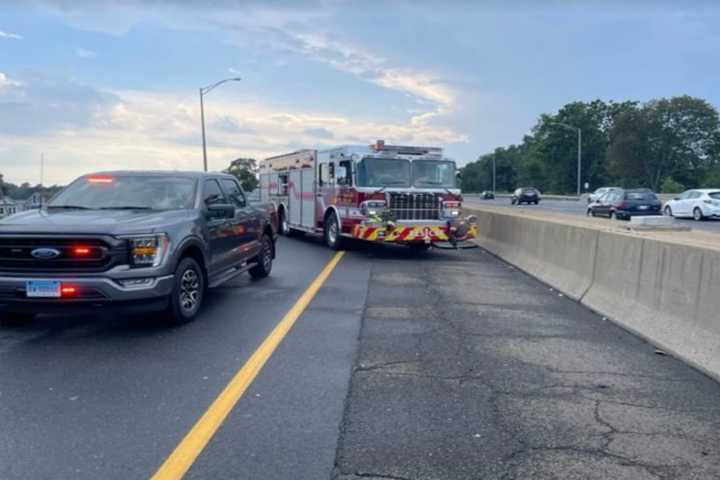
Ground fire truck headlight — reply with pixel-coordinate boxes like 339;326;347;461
442;200;461;218
361;200;386;217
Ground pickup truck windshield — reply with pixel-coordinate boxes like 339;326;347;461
412;160;456;188
49;176;197;210
357;158;411;188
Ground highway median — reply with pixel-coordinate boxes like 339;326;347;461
465;204;720;380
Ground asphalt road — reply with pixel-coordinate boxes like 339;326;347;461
2;237;720;479
466;196;720;235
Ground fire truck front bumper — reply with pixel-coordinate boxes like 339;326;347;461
351;217;478;249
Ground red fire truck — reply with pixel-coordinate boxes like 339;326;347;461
258;140;477;250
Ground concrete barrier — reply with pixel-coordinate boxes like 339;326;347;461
466;206;720;380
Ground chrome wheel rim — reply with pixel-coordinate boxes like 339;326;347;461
328;218;338;244
180;268;201;312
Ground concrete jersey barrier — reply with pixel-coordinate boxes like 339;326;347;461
467;206;720;380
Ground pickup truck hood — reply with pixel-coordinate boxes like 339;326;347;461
0;209;193;236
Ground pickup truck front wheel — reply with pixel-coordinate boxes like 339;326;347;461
249;234;273;279
165;257;205;325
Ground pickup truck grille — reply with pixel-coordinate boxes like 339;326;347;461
388;192;442;221
0;236;128;273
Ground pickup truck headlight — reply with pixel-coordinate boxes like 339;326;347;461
121;234;170;268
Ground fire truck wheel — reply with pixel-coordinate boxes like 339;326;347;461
278;208;290;235
324;212;343;250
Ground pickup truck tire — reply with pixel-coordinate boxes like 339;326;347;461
249;234;273;279
324;212;343;250
165;257;205;325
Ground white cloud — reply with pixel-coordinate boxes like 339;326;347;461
0;72;21;92
0;30;22;40
75;47;97;58
0;84;467;185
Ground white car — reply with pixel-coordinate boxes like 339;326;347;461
587;187;620;204
663;189;720;221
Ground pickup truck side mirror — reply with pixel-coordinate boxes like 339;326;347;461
206;204;235;219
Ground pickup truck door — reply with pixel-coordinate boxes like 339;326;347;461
220;178;262;263
202;179;236;275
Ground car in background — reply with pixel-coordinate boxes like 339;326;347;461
663;189;720;221
587;186;620;204
481;190;495;199
511;187;541;205
587;188;661;220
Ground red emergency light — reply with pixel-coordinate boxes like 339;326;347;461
61;286;77;297
87;177;113;184
73;247;91;256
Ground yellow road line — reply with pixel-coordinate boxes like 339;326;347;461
151;251;346;480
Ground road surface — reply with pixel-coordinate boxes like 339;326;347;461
1;237;719;479
466;196;720;235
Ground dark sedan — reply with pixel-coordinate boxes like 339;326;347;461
587;188;661;220
511;187;541;205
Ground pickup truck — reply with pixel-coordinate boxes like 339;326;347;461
0;171;278;324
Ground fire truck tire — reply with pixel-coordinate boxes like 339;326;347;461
324;212;343;250
278;208;290;235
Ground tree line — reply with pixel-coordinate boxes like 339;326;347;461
0;174;63;200
460;96;720;194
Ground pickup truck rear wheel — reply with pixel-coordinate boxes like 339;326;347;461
249;234;273;279
165;257;204;325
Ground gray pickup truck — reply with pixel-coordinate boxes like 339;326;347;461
0;171;277;324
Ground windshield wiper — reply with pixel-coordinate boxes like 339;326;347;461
47;205;91;210
99;206;153;210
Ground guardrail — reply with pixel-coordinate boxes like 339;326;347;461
465;205;720;380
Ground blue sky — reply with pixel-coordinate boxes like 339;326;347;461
1;1;719;185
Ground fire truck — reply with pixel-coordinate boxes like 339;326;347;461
258;140;477;250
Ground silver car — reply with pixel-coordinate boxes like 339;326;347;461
587;187;620;204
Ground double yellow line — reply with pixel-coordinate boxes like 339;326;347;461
152;251;345;479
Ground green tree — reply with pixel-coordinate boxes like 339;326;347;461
225;158;259;192
608;96;720;191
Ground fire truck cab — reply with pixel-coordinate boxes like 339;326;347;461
259;140;477;250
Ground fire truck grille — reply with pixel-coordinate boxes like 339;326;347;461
388;192;442;221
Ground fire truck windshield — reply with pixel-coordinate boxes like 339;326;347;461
357;157;411;187
412;160;457;188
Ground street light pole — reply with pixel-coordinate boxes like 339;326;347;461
198;77;242;172
492;154;496;194
550;122;582;196
577;128;582;197
199;89;208;172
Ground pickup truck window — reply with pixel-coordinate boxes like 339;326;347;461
49;175;196;210
220;178;247;208
203;179;227;206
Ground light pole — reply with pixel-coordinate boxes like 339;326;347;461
199;77;242;172
550;122;582;196
492;154;496;194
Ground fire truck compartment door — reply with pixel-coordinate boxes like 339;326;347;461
288;169;316;229
300;168;316;228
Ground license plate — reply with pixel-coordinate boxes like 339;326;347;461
26;280;61;298
638;205;649;210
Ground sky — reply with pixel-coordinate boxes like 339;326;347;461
1;0;720;186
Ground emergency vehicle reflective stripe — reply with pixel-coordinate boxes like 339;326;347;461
352;225;471;242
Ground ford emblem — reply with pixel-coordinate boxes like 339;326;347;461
31;248;61;260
